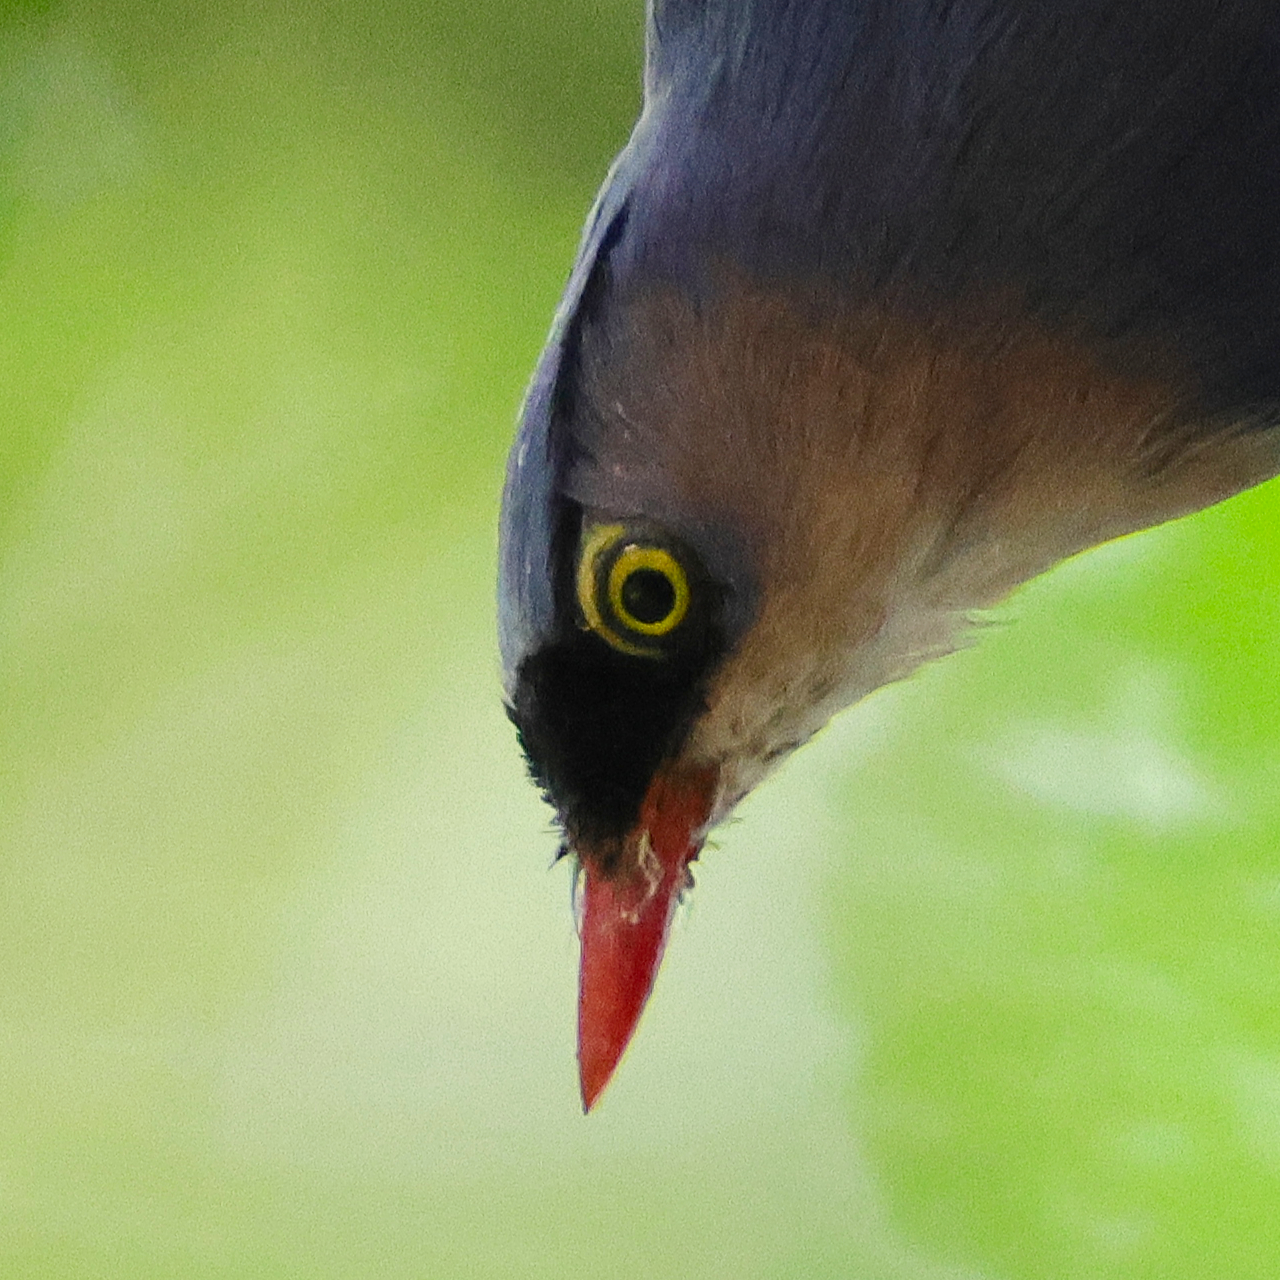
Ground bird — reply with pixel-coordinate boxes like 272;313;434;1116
497;0;1280;1111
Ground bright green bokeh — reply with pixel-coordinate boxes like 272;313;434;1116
3;4;1280;1277
829;486;1280;1280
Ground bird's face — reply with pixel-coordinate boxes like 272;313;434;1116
501;268;1280;1109
505;498;733;1109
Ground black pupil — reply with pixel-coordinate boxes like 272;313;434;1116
620;567;676;626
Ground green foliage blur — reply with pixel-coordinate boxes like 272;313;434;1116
3;3;1280;1278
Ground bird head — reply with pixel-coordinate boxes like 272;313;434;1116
498;1;1280;1110
501;251;1275;1111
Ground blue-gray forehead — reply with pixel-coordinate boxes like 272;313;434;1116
496;139;645;688
496;350;559;688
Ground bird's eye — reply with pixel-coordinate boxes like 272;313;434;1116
576;524;693;657
609;545;689;635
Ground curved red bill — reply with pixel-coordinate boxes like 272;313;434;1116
576;767;717;1112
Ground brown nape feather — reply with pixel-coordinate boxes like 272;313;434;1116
567;278;1280;808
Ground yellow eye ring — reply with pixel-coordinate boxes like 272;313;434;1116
576;523;694;657
607;545;689;636
576;523;626;644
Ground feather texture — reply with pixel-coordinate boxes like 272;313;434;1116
500;0;1280;846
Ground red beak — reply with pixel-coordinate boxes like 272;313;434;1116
576;766;718;1112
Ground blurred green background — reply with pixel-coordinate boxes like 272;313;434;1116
3;2;1280;1277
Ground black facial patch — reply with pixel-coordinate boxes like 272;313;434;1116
509;640;704;847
